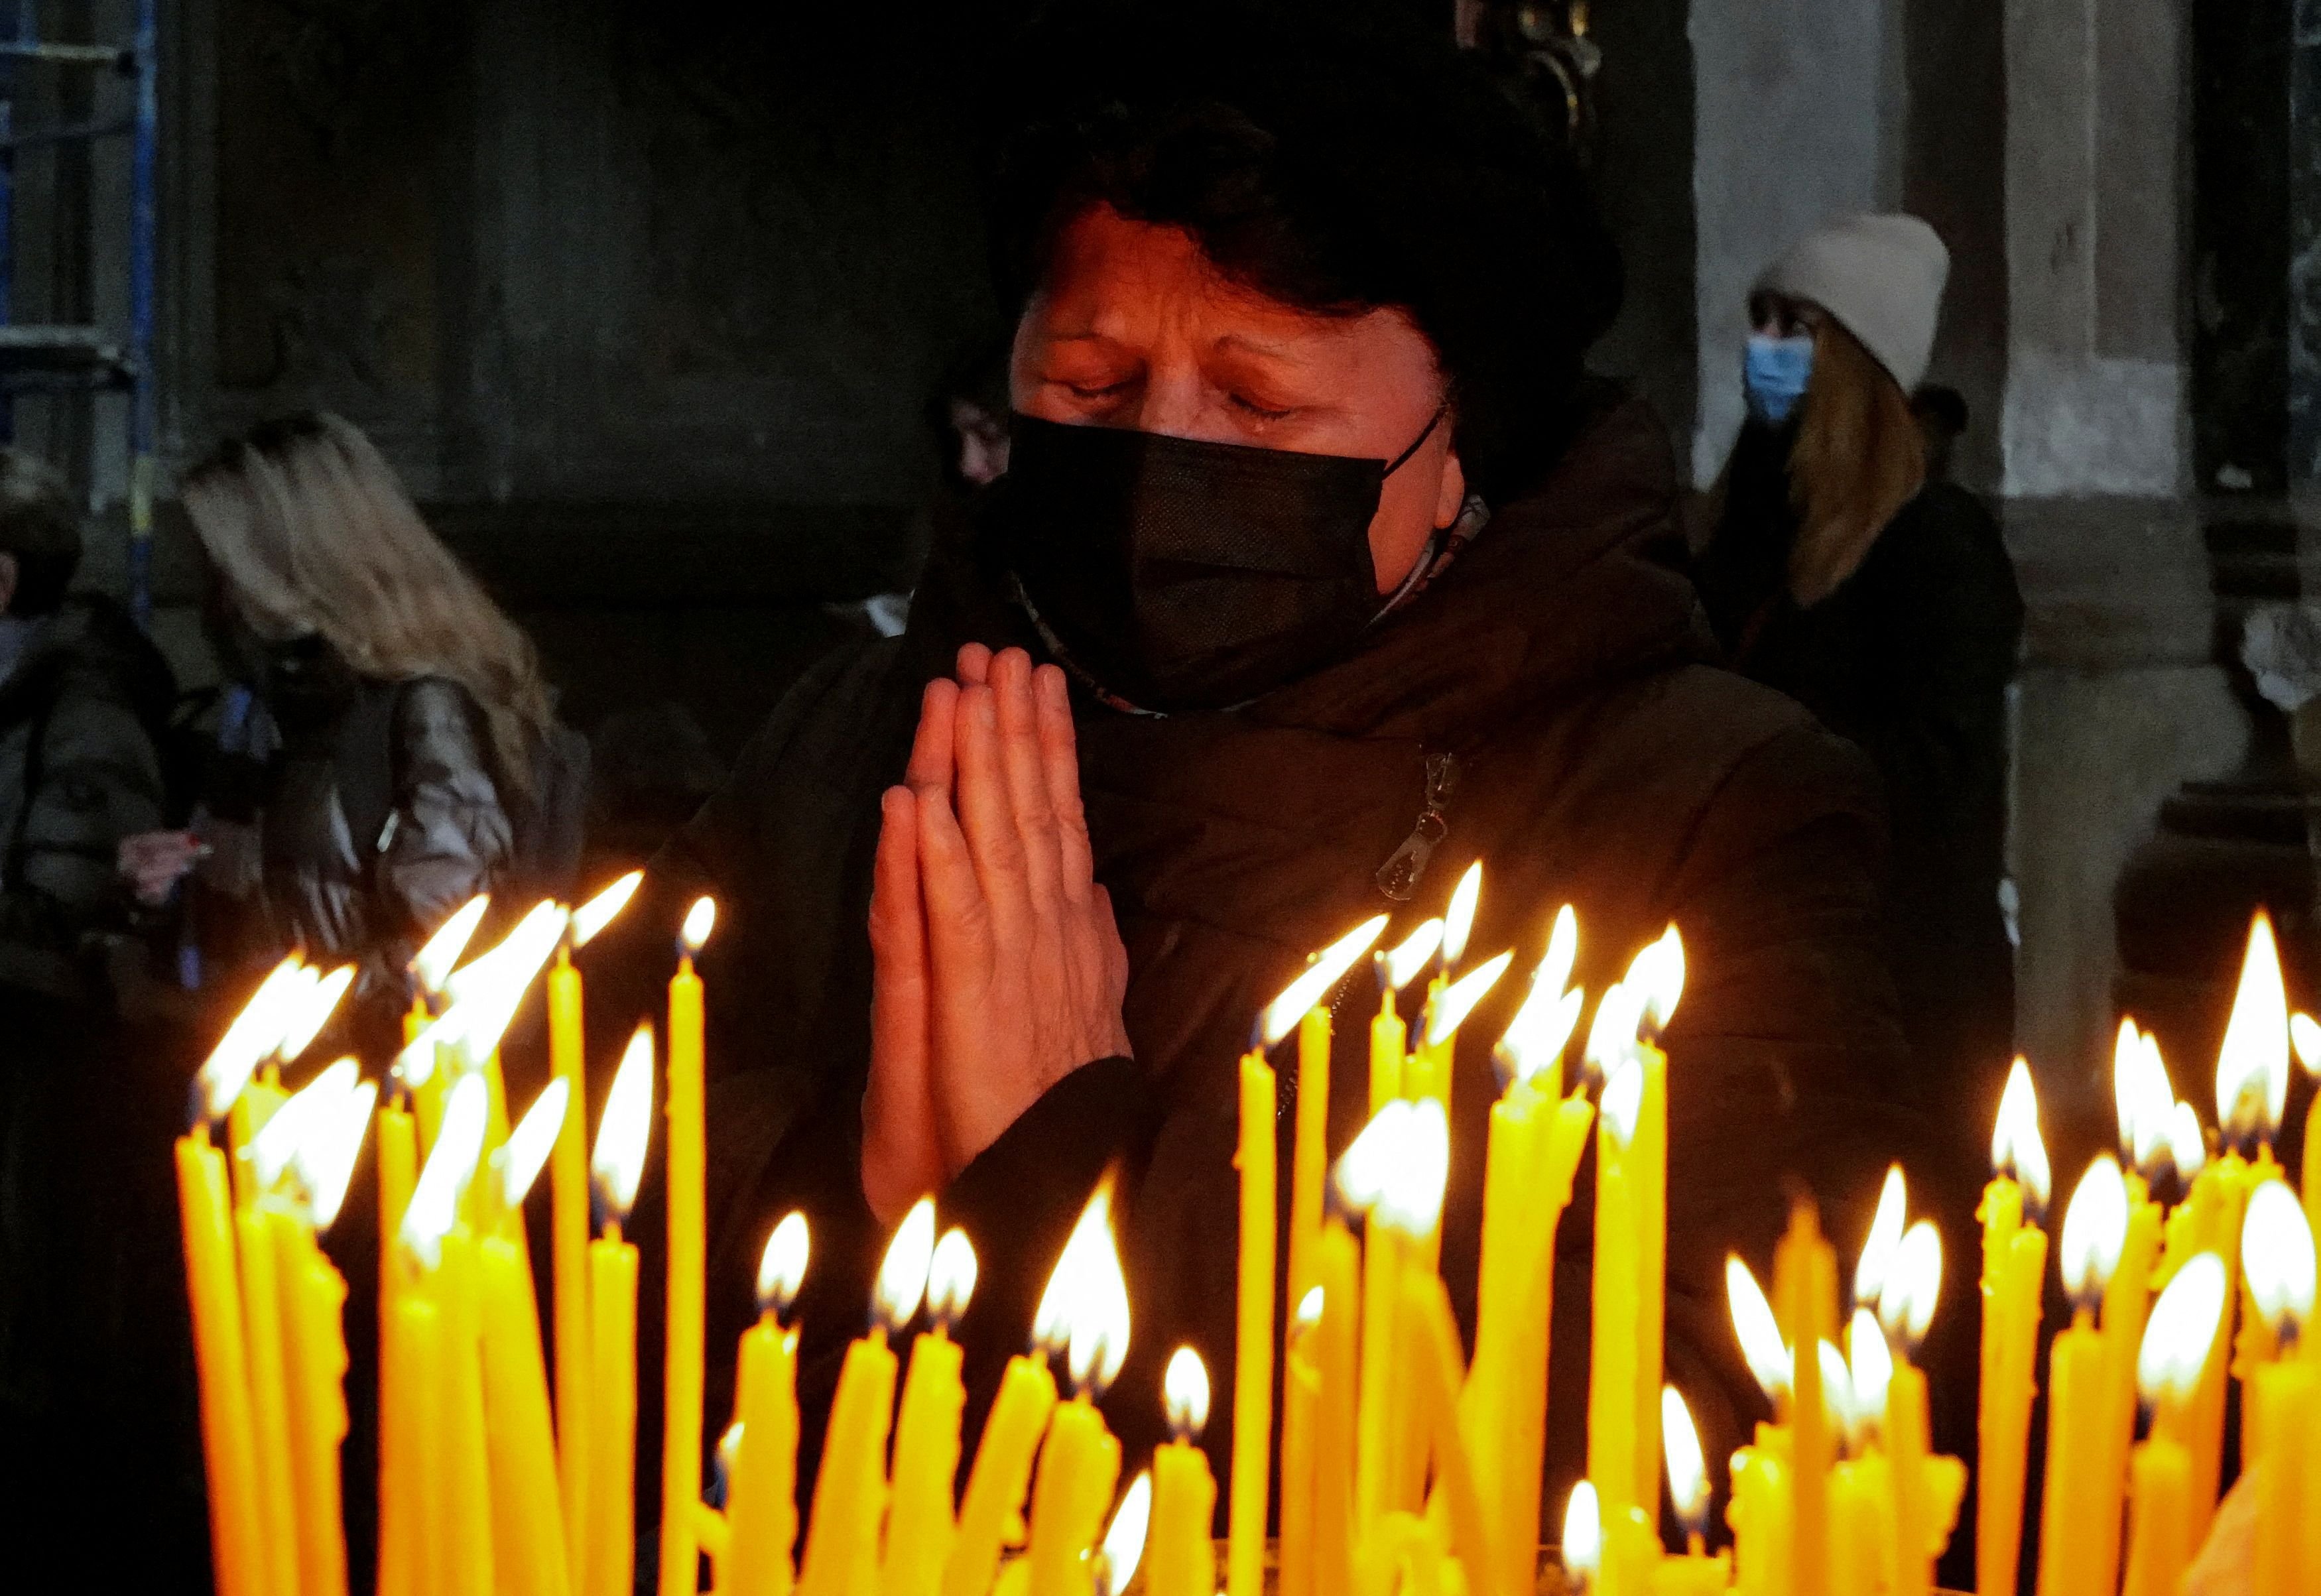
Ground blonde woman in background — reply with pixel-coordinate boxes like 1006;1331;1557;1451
121;412;572;1040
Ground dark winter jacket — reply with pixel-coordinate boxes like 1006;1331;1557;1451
583;387;1932;1543
0;594;171;1005
1694;424;2023;1158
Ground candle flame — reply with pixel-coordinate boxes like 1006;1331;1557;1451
411;895;489;996
873;1197;937;1333
1726;1255;1790;1402
405;901;571;1085
2130;1030;2176;1176
2215;909;2290;1142
1581;983;1646;1084
1853;1164;1907;1310
1538;904;1579;1008
297;1077;378;1234
1991;1057;2051;1213
1441;861;1483;968
1294;1285;1324;1331
1661;1384;1710;1537
2059;1154;2129;1305
1598;1056;1645;1147
1495;983;1584;1091
1561;1481;1602;1583
1164;1345;1212;1440
682;895;718;956
927;1227;977;1327
2113;1018;2147;1161
1331;1101;1409;1215
1261;915;1391;1046
1096;1471;1153;1596
1378;919;1445;994
1375;1097;1450;1237
496;1078;569;1209
2138;1253;2227;1408
571;870;645;948
2292;1011;2321;1075
1627;925;1685;1038
401;1073;488;1267
1846;1307;1893;1428
1033;1179;1131;1396
591;1024;655;1221
249;1056;359;1194
2241;1179;2316;1340
1882;1221;1943;1352
2165;1101;2208;1182
277;964;354;1064
1816;1339;1853;1439
197;955;308;1119
757;1212;810;1318
1424;948;1513;1048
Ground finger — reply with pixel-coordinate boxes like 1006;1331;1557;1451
991;650;1066;913
904;678;960;793
865;792;940;1220
1033;664;1096;895
914;778;1001;1168
1094;885;1134;1053
952;683;1036;950
955;642;993;686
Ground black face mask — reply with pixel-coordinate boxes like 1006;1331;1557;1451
995;410;1445;713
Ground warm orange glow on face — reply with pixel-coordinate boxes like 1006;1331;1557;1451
571;870;645;948
1033;1179;1131;1396
1259;914;1390;1046
2216;910;2290;1141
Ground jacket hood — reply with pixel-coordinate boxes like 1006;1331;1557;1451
914;381;1716;746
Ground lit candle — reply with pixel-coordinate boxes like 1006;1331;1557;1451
1875;1219;1958;1596
1231;1031;1277;1596
2033;1154;2129;1596
799;1197;933;1596
1340;1099;1413;1527
2092;1024;2171;1596
2240;1180;2316;1596
1277;917;1390;1318
1407;863;1484;1119
1096;1473;1153;1596
884;1226;978;1596
1311;1217;1360;1596
1772;1201;1836;1596
659;895;716;1596
586;1025;654;1596
1656;1386;1731;1596
1977;1056;2050;1596
1724;1256;1794;1596
942;1342;1058;1596
725;1213;808;1596
1279;1296;1321;1596
1024;1184;1130;1596
377;1075;420;1596
1412;944;1514;1298
1403;1269;1501;1596
2121;1254;2227;1596
1150;1348;1219;1596
477;1080;574;1596
1372;920;1442;1111
1562;1481;1603;1596
551;869;641;1585
2293;1011;2321;1253
411;895;491;1022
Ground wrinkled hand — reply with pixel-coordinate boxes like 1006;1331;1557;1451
117;829;206;906
863;646;1131;1223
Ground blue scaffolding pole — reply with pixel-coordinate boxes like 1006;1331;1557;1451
0;0;161;625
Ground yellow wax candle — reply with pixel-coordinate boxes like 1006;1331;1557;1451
1279;1308;1321;1596
1977;1058;2050;1596
1356;1202;1405;1526
1825;1459;1874;1596
659;898;714;1596
727;1214;808;1596
802;1198;933;1596
2092;1180;2162;1596
479;1229;572;1596
436;1227;499;1596
1885;1360;1936;1596
271;1206;351;1596
1288;1003;1332;1319
546;948;592;1585
883;1227;977;1596
391;1277;450;1596
1467;1076;1546;1520
2119;1436;2192;1596
2122;1250;2228;1596
1230;1047;1277;1596
1725;1428;1792;1596
1402;1271;1501;1596
378;1091;421;1596
2179;1150;2249;1540
1025;1396;1122;1596
1371;986;1409;1112
2240;1178;2318;1596
1150;1349;1220;1596
1629;1044;1668;1512
1589;1050;1664;1530
1599;1504;1659;1596
944;1353;1058;1596
176;1130;269;1596
1658;1387;1727;1596
1312;1219;1361;1596
233;1201;302;1596
1649;1550;1730;1596
1773;1201;1836;1596
2034;1154;2129;1596
586;1231;639;1596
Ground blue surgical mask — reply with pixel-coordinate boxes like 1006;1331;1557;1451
1743;334;1814;424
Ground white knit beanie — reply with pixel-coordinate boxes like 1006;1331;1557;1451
1752;213;1950;393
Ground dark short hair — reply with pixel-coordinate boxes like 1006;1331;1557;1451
0;449;81;615
987;0;1622;503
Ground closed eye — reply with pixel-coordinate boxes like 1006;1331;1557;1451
1229;393;1296;422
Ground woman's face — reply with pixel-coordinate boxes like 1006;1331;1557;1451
1749;292;1824;340
1012;205;1467;595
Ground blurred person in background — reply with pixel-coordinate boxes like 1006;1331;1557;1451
1911;381;1970;484
119;412;582;1051
0;448;191;1567
1692;214;2021;1268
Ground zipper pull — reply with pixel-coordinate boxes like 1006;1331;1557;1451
1374;750;1460;902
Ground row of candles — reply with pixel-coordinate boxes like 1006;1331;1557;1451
171;858;2321;1596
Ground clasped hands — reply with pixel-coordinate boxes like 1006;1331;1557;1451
861;645;1131;1223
